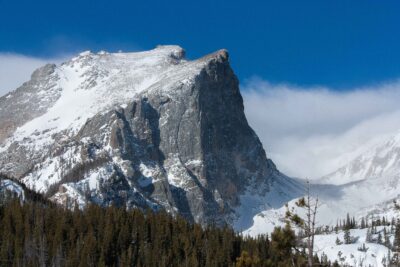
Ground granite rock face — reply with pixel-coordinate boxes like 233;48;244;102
0;46;290;225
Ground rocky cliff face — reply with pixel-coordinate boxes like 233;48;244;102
0;46;290;225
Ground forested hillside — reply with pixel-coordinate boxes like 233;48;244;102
0;193;339;267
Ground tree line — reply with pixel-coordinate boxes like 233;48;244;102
0;191;341;267
3;177;400;266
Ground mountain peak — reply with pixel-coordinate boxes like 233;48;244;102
0;46;233;156
0;46;286;226
202;49;229;62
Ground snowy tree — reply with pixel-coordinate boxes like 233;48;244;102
360;217;366;229
377;232;383;244
285;180;319;267
357;243;368;252
383;227;391;248
393;200;400;264
344;228;352;244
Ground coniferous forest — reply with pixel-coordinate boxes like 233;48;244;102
0;189;340;267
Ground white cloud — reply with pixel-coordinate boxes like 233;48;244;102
242;77;400;179
0;53;66;97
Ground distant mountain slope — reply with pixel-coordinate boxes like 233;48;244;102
320;131;400;185
241;132;400;239
0;46;300;225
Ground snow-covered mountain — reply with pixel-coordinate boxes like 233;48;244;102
0;46;301;226
321;131;400;185
315;131;400;222
243;132;400;235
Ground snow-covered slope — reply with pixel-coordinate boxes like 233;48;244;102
0;178;25;200
233;174;303;232
0;46;199;158
242;192;400;267
314;226;395;267
242;177;400;236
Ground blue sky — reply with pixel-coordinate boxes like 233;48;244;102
1;0;400;88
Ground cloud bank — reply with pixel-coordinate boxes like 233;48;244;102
0;53;66;97
242;78;400;179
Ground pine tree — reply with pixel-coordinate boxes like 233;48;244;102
378;232;383;244
357;243;368;252
269;224;297;266
344;228;351;244
346;213;351;229
365;228;372;243
393;218;400;265
384;227;391;248
361;217;366;229
235;251;259;267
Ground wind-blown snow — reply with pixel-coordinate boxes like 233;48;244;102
1;46;207;153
